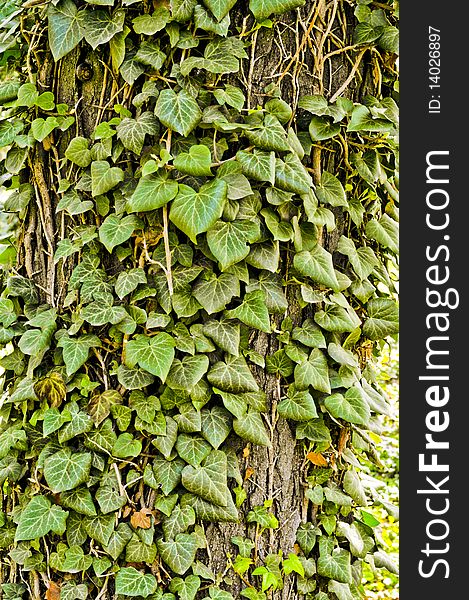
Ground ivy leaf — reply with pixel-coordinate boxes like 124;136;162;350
126;333;175;381
275;154;313;195
236;150;275;184
43;448;92;492
157;533;199;575
99;214;141;252
317;549;352;584
115;268;147;299
96;485;126;514
61;487;97;516
337;236;379;280
167;355;209;392
308;116;341;141
193;272;240;314
163;506;196;540
294;246;340;291
207;220;261;271
296;523;320;555
202;0;236;21
173;145;212;176
57;334;101;376
47;0;84;61
233;411;271;447
245;115;290;152
277;388;318;421
84;513;115;546
201;407;231;448
156;88;202;136
181;38;246;75
127;172;179;213
15;496;69;542
81;296;127;327
214;85;245;110
113;432;143;458
207;356;259;393
115;567;157;597
88;390;123;426
342;470;368;507
324;387;371;425
152;416;178;459
83;9;125;50
118;365;155;389
182;450;228;506
347;105;392;133
294;348;331;394
316;172;348;207
296;417;332;443
132;8;170;34
31;117;59;142
365;214;399;254
225;290;270;333
91;161;124;197
213;388;247;419
193;5;230;35
116;112;159;154
43;407;72;436
65;137;92;167
182;490;238;523
176;434;212;467
154;456;186;494
170;179;227;243
104;523;133;560
249;0;305;21
363;298;399;340
203;319;240;356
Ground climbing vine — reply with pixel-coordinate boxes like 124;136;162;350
0;0;399;598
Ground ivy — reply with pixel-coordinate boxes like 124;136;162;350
0;0;399;596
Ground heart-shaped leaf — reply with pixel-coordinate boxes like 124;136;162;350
170;179;227;243
225;290;271;333
174;145;212;176
157;533;198;575
207;355;259;393
115;567;157;597
15;495;69;541
324;387;370;425
156;88;202;136
91;161;124;197
207;219;261;270
182;450;228;506
125;333;175;381
44;448;92;493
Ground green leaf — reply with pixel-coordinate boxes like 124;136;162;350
58;334;101;376
207;356;259;393
42;408;71;436
296;522;320;555
202;0;236;20
157;533;198;575
363;298;399;339
316;172;347;207
47;0;84;61
31;117;59;142
103;522;133;559
15;496;69;541
65;136;92;167
167;355;209;392
180;37;245;75
99;213;141;252
84;513;115;546
314;304;361;333
135;40;166;69
163;506;196;540
201;407;231;448
193;4;230;35
309;116;341;141
174;145;212;176
182;450;228;507
237;150;275;184
214;85;245;110
245;114;290;152
203;319;240;356
347;105;392;133
91;161;124;197
115;268;147;300
156;88;202;136
193;272;239;314
125;535;157;563
278;388;318;421
207;220;260;271
153;456;185;495
296;417;332;443
378;25;399;53
181;490;238;523
292;319;326;348
225;290;270;333
116;112;158;154
170;179;227;244
96;485;127;514
337;236;378;280
61;487;97;516
365;214;399;254
317;549;352;584
294;246;339;290
176;434;212;467
294;349;331;394
353;22;383;45
324;387;371;425
118;365;155;389
132;8;170;34
83;8;125;50
342;470;368;507
115;567;157;597
125;333;175;381
0;80;21;105
233;411;271;447
127;172;178;213
249;0;305;21
113;432;142;458
275;154;313;194
44;449;92;493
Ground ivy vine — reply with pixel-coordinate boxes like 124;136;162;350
0;0;399;598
